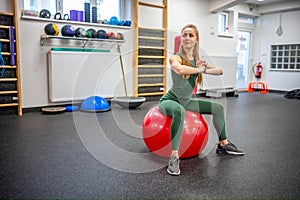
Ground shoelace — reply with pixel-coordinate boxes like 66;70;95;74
169;156;179;166
227;142;237;148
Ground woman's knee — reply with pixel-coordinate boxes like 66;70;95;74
212;102;224;115
166;104;185;118
171;107;186;123
159;100;185;117
174;106;186;117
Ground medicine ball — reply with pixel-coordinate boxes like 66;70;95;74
109;16;119;25
118;20;125;26
106;32;115;39
74;27;86;37
102;19;109;24
44;23;59;36
124;20;131;27
96;29;107;39
61;24;75;37
39;9;51;18
86;28;97;38
115;32;124;40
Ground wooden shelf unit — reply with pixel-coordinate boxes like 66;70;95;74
0;0;22;115
133;0;168;99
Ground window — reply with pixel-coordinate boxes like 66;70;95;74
270;44;300;71
23;0;57;16
23;0;120;21
217;11;234;37
238;14;255;24
218;12;229;33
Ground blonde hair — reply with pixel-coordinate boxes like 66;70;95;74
179;24;202;84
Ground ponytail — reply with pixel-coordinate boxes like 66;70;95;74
178;24;202;84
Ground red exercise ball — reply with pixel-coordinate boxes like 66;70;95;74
142;106;208;158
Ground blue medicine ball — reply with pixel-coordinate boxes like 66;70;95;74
118;20;125;26
61;24;75;37
97;29;107;39
124;20;131;27
109;16;119;25
102;19;109;24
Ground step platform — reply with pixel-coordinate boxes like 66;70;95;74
205;88;238;98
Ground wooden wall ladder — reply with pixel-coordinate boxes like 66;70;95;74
133;0;168;99
0;0;22;115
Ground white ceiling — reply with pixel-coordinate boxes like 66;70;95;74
209;0;300;14
245;0;290;5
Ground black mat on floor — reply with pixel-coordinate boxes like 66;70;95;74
0;93;299;199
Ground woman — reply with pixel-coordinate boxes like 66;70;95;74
159;24;244;176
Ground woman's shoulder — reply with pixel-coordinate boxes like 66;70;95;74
170;54;182;62
174;52;184;58
171;53;182;61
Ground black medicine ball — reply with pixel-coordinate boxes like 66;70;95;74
61;25;75;37
74;27;86;37
86;28;97;38
44;23;59;36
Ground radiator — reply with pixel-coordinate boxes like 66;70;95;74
48;49;125;102
201;55;237;90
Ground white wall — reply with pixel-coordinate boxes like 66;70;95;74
167;0;238;90
227;2;300;91
254;10;300;91
168;0;237;56
11;0;300;108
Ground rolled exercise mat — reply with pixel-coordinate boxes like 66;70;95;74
9;26;15;66
0;96;13;104
84;2;90;22
0;82;16;90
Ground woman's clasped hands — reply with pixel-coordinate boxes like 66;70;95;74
196;60;207;73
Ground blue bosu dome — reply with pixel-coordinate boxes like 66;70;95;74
80;96;110;112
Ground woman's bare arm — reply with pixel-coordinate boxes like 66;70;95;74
196;60;223;75
170;55;203;75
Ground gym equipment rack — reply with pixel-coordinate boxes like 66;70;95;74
0;0;22;115
133;0;168;100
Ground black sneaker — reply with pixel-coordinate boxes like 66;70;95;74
216;141;244;155
167;154;180;176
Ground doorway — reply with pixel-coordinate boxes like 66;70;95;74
236;30;252;89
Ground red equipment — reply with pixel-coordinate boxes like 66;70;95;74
174;36;181;54
254;62;263;78
247;81;268;94
142;106;208;158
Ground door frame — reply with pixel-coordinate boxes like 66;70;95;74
236;28;253;89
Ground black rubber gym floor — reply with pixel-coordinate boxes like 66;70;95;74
0;92;299;199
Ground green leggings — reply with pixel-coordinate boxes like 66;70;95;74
158;98;227;150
